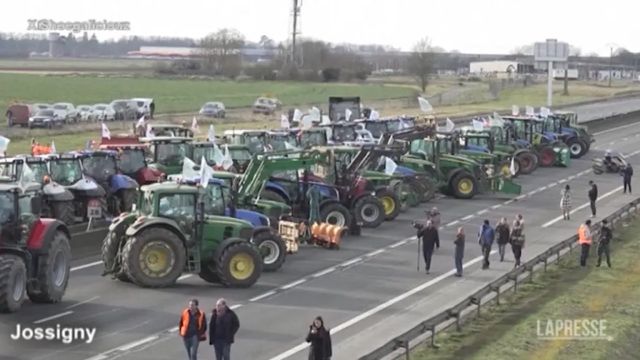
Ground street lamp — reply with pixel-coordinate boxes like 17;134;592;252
606;43;618;87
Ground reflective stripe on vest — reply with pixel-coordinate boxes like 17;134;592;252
578;224;591;245
179;309;205;337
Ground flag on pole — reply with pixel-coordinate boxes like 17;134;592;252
284;141;297;150
212;143;225;165
145;124;153;138
525;106;534;116
345;108;353;121
540;107;551;117
191;116;199;133
19;162;35;187
293;109;302;122
370;109;380;120
417;97;434;113
280;114;290;129
384;157;398;175
511;105;519;116
50;141;57;154
136;115;145;129
472;119;485;131
101;123;111;140
181;157;199;180
199;156;213;188
509;156;517;176
221;144;233;170
207;125;216;143
0;135;10;154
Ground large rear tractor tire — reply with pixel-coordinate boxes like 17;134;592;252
516;152;538;175
101;232;131;282
566;138;587;159
122;228;186;288
52;201;76;225
198;262;220;283
0;255;27;313
319;203;352;228
27;231;71;303
216;240;263;288
119;189;137;213
450;172;477;199
252;230;286;272
353;196;385;228
376;188;401;221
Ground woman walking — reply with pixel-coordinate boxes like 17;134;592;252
560;185;572;220
454;227;465;277
510;218;525;267
306;316;332;360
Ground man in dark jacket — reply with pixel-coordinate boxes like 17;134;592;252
495;217;510;262
588;181;598;217
623;165;633;194
478;220;495;269
597;219;612;268
209;298;240;360
418;220;440;274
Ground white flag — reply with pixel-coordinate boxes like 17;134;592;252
191;116;199;132
280;114;290;129
212;143;225;165
136;115;145;129
20;162;36;187
50;141;57;154
417;97;433;113
345;108;353;121
181;157;199;179
320;115;331;125
310;107;321;122
510;156;517;176
301;115;313;129
511;105;519;116
101;123;111;140
207;125;216;143
384;157;398;175
145;124;153;138
0;136;10;154
293;109;303;122
370;110;380;120
445;118;455;132
540;107;551;117
221;144;233;170
284;141;297;150
525;106;534;116
472;119;484;131
199;156;213;188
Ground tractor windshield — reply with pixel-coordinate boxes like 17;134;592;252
82;155;117;182
193;146;216;166
118;149;146;174
0;192;15;226
410;139;435;160
229;148;252;162
202;184;226;216
299;131;326;148
269;135;296;151
332;126;357;142
49;159;83;186
365;122;387;138
244;134;267;154
158;193;196;228
468;136;489;147
155;143;191;166
387;119;404;133
24;162;49;183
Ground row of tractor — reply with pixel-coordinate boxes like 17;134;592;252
0;99;595;313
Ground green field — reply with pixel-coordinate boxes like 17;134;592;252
411;216;640;360
0;58;157;71
0;73;416;115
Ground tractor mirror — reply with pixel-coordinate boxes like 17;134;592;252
30;196;42;215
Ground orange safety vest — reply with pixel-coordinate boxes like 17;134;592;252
578;224;591;245
179;309;206;338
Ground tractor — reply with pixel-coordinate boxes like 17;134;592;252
295;127;330;148
0;183;71;313
99;135;165;185
101;182;263;288
267;130;299;151
142;124;194;138
144;137;194;176
501;116;571;167
356;118;415;142
540;111;594;158
193;141;252;174
77;150;139;215
0;156;77;225
223;130;269;155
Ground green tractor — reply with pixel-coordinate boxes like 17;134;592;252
101;182;263;288
296;127;330;148
192;141;253;174
223;129;269;155
144;137;194;175
501;116;571;167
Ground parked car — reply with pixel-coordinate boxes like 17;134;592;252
29;109;64;129
199;101;226;118
91;104;116;122
6;103;33;127
76;105;93;121
52;102;79;123
252;97;281;115
32;103;52;111
131;98;155;119
110;99;138;121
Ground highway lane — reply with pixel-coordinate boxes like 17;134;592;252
1;120;639;360
573;96;640;123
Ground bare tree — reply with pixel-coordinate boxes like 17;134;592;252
200;28;245;77
511;45;534;56
407;37;435;93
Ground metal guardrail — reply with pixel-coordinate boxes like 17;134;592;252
359;198;640;360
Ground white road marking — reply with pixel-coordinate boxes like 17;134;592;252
71;261;102;272
542;186;623;228
623;138;629;141
312;267;337;278
280;279;307;290
65;296;100;310
461;215;474;221
85;355;109;360
168;327;179;333
118;335;159;352
389;240;409;248
177;274;192;281
491;204;502;210
249;291;277;302
341;257;363;267
593;121;640;136
539;185;548;191
446;220;460;227
230;304;243;310
504;199;515;205
558;179;567;184
34;311;74;324
367;249;386;257
527;190;538;196
267;251;498;360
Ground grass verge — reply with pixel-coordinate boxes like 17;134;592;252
409;216;640;360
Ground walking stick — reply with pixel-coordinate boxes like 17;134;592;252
417;237;421;272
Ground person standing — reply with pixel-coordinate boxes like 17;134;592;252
560;185;572;220
418;220;440;274
577;220;593;267
510;219;525;267
427;207;441;230
209;298;240;360
478;219;495;270
454;227;465;277
179;299;207;360
597;219;612;268
495;218;510;262
306;316;332;360
588;181;598;217
623;165;633;194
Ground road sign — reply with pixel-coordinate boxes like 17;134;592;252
534;39;569;62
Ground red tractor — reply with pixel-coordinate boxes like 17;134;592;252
99;135;164;185
0;183;71;313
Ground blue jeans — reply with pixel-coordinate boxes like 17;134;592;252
213;339;231;360
183;335;199;360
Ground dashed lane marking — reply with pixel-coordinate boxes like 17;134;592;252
65;296;100;310
71;261;102;272
34;311;74;324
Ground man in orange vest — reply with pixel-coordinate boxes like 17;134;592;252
578;220;592;267
179;299;207;360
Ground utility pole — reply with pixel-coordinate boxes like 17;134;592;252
609;46;613;87
290;0;301;68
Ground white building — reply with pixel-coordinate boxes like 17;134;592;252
469;61;519;76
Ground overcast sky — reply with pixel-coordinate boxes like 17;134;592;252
2;0;637;56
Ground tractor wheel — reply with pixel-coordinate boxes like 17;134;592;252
52;201;75;225
27;231;71;303
0;254;27;313
198;262;220;283
516;152;537;175
261;189;288;204
101;232;131;282
376;188;401;221
353;195;385;228
252;230;286;272
450;172;477;199
497;160;515;178
417;177;437;202
119;189;137;213
539;147;556;167
216;240;263;288
319;203;352;228
122;228;186;288
566;138;586;159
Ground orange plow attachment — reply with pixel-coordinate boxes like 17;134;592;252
278;220;345;252
310;222;345;249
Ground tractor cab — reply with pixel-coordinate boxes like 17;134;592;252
540;111;593;158
143;124;194;138
502;116;570;167
267;131;298;151
144;137;194;175
319;122;360;144
99;137;162;185
223;130;268;155
296;127;329;148
358;118;414;141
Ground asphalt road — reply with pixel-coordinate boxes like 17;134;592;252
2;117;640;360
574;96;640;123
